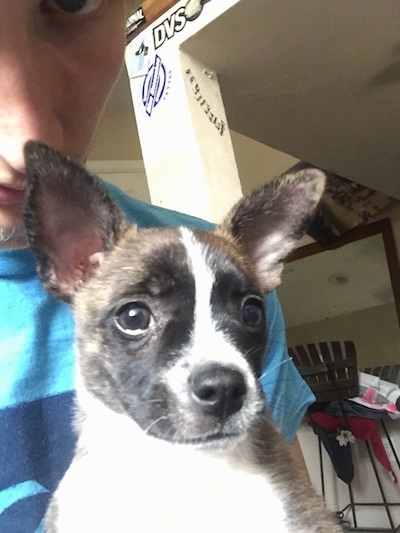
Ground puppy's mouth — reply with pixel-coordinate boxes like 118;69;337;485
172;430;243;451
141;414;249;450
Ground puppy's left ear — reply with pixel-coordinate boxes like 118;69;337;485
23;141;129;303
220;168;326;292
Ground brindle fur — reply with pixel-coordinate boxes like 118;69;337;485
23;141;343;532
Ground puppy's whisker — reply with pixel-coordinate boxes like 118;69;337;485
244;345;265;358
258;357;293;381
144;416;168;435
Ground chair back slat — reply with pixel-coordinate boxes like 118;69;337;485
307;343;324;367
289;345;319;384
331;341;347;381
297;362;328;376
363;364;400;386
290;341;359;403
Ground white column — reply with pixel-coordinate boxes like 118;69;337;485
125;0;242;223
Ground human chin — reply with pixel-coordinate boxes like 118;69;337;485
0;204;27;249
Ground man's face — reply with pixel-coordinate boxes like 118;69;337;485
0;0;130;248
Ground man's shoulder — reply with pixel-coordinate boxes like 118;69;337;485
102;180;214;231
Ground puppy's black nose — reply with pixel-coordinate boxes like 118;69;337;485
189;365;247;420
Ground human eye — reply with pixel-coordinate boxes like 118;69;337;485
43;0;104;15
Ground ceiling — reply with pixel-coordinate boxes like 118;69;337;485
108;0;400;200
183;0;400;199
276;234;393;328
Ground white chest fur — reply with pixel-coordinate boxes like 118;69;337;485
52;401;288;533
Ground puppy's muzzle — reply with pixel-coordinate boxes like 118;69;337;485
189;364;247;421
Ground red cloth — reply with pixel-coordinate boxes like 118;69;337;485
311;412;398;484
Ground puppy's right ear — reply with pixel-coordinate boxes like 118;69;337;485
23;141;129;303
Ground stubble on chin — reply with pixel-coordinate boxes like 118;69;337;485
0;203;28;249
0;223;28;249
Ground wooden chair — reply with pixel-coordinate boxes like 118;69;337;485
289;341;359;403
289;341;400;532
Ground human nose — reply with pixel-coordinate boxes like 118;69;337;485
0;18;64;172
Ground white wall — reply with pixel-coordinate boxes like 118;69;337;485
86;160;150;203
284;302;400;369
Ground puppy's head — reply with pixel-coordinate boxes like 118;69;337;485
23;141;325;449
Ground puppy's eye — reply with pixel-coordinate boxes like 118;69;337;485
241;297;264;328
44;0;103;14
114;302;153;337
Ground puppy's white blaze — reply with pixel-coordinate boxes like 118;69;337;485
180;227;215;329
163;228;259;404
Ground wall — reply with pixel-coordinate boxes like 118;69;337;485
86;160;150;203
284;302;400;369
230;131;299;193
88;109;143;162
88;67;143;162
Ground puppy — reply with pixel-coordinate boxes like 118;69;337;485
23;141;342;533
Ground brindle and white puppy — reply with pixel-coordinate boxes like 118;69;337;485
23;141;342;533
